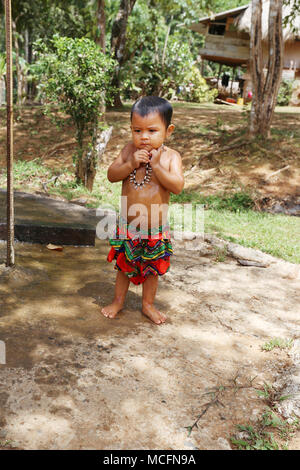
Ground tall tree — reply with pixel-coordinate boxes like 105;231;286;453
110;0;136;107
249;0;283;138
96;0;106;52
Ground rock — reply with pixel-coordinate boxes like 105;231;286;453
182;231;197;241
237;259;269;268
226;243;272;266
185;239;213;254
172;231;201;241
0;429;7;438
184;440;199;450
273;261;300;280
198;257;211;264
95;207;117;217
69;198;88;206
273;340;300;418
204;233;227;250
235;431;250;440
216;437;232;450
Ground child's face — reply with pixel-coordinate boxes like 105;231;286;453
130;111;174;151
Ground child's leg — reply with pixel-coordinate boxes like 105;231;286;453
101;270;130;318
142;274;166;325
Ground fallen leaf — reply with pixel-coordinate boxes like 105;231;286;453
46;243;63;251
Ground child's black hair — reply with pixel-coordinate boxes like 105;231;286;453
131;96;173;128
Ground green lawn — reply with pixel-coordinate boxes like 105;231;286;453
204;209;300;263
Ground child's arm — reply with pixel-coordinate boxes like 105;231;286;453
107;144;150;183
150;148;184;195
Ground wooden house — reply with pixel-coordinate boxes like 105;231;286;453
189;1;300;101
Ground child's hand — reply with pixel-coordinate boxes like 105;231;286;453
149;145;164;168
132;149;150;169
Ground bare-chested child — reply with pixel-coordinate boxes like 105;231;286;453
101;96;184;324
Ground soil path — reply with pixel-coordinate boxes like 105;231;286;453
0;237;299;450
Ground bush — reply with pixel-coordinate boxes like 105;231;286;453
276;79;294;106
32;35;116;189
182;66;218;103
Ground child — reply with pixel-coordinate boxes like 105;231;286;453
101;96;184;324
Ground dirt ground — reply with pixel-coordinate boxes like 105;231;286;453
1;103;299;206
0;236;299;450
0;103;299;449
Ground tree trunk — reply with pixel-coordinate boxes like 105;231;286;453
12;20;22;109
249;0;283;138
85;125;113;191
161;16;173;69
96;0;106;52
24;28;30;101
110;0;136;107
75;125;113;191
95;1;106;119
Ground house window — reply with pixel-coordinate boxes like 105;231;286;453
208;20;226;36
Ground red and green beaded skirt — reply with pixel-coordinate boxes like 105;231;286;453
107;224;172;285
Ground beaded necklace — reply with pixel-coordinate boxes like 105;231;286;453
129;163;152;189
129;145;164;190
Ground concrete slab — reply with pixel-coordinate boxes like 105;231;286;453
0;190;100;246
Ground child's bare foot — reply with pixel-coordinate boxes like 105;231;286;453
142;302;167;325
101;300;123;319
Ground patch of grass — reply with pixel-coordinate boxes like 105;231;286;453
231;423;280;450
261;338;294;352
230;374;299;450
171;189;254;211
204;209;300;264
171;190;299;263
271;127;300;141
1;158;52;183
214;246;228;262
255;382;293;408
0;439;18;449
48;167;122;208
231;409;299;450
189;123;213;135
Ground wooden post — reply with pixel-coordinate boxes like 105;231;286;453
217;63;222;91
230;66;236;97
5;0;15;267
201;58;205;76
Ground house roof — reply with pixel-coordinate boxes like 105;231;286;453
236;1;300;41
190;4;249;27
189;1;300;41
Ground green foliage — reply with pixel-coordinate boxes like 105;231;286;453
0;53;6;80
171;190;254;212
231;423;280;450
32;35;116;175
120;0;217;101
261;338;294;351
231;408;299;450
276;79;294;106
182;66;218;103
123;29;197;98
0;159;52;182
0;0;247;105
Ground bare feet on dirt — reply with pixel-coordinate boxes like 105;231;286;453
101;301;123;319
142;303;167;325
